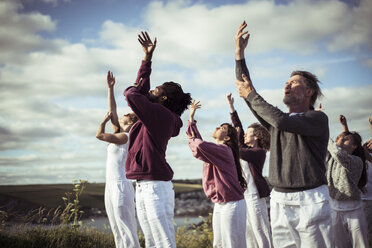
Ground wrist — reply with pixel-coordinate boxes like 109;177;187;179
144;52;153;61
235;50;244;60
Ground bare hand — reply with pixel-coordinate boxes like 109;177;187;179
227;93;234;106
339;115;347;126
366;139;372;151
235;21;250;59
103;112;112;123
316;103;324;112
236;74;254;98
138;31;157;55
107;71;115;88
189;100;201;122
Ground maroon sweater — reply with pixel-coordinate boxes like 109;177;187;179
230;111;270;198
124;60;182;181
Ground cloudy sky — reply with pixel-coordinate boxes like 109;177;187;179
0;0;371;185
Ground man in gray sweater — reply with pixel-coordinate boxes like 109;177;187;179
234;21;332;247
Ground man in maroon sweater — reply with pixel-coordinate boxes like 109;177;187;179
124;31;191;248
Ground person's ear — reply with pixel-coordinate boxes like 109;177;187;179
160;95;167;102
224;136;230;142
305;88;314;97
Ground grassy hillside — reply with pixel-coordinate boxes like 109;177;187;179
0;181;203;210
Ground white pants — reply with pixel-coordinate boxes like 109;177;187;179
212;199;247;248
244;194;273;248
331;204;368;248
136;180;176;248
270;185;332;248
105;179;140;248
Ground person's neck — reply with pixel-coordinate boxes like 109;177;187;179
215;139;225;145
122;125;133;133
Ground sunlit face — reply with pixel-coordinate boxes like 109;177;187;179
119;113;133;128
336;134;357;154
283;75;308;107
212;124;229;142
244;127;257;147
147;85;167;103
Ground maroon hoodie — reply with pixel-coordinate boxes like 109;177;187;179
124;60;183;181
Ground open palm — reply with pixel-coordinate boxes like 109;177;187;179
138;31;157;54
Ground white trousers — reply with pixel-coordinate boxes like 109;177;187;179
244;194;273;248
270;185;332;248
331;204;368;248
136;180;176;248
212;199;247;248
105;179;140;248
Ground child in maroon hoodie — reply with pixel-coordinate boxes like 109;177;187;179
124;31;191;248
187;100;247;248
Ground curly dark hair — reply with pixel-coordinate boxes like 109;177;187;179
161;82;192;116
247;123;270;151
221;123;247;191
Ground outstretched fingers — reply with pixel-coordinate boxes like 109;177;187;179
191;100;201;109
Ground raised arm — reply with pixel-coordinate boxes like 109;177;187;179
186;100;203;140
227;93;244;145
130;31;157;95
107;71;120;133
339;115;349;132
226;93;235;113
189;100;201;123
96;112;128;145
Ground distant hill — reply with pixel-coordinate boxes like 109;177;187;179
0;180;204;222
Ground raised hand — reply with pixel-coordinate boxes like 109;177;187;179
189;100;201;122
226;93;235;113
339;115;347;125
236;74;255;99
227;93;234;105
138;31;157;61
235;21;250;60
103;112;112;123
107;71;115;88
339;115;349;132
316;103;324;112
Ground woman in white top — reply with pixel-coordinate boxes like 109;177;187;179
96;71;140;248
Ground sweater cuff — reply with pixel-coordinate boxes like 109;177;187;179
245;89;257;102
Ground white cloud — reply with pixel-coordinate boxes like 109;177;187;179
0;1;58;64
0;0;371;185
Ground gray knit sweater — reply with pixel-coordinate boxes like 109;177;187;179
326;139;363;201
236;59;329;192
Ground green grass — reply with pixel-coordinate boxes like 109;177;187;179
0;215;213;248
0;183;105;209
0;181;212;247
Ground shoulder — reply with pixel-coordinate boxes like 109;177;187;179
306;110;328;121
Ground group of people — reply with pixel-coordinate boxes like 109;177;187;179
96;21;371;248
